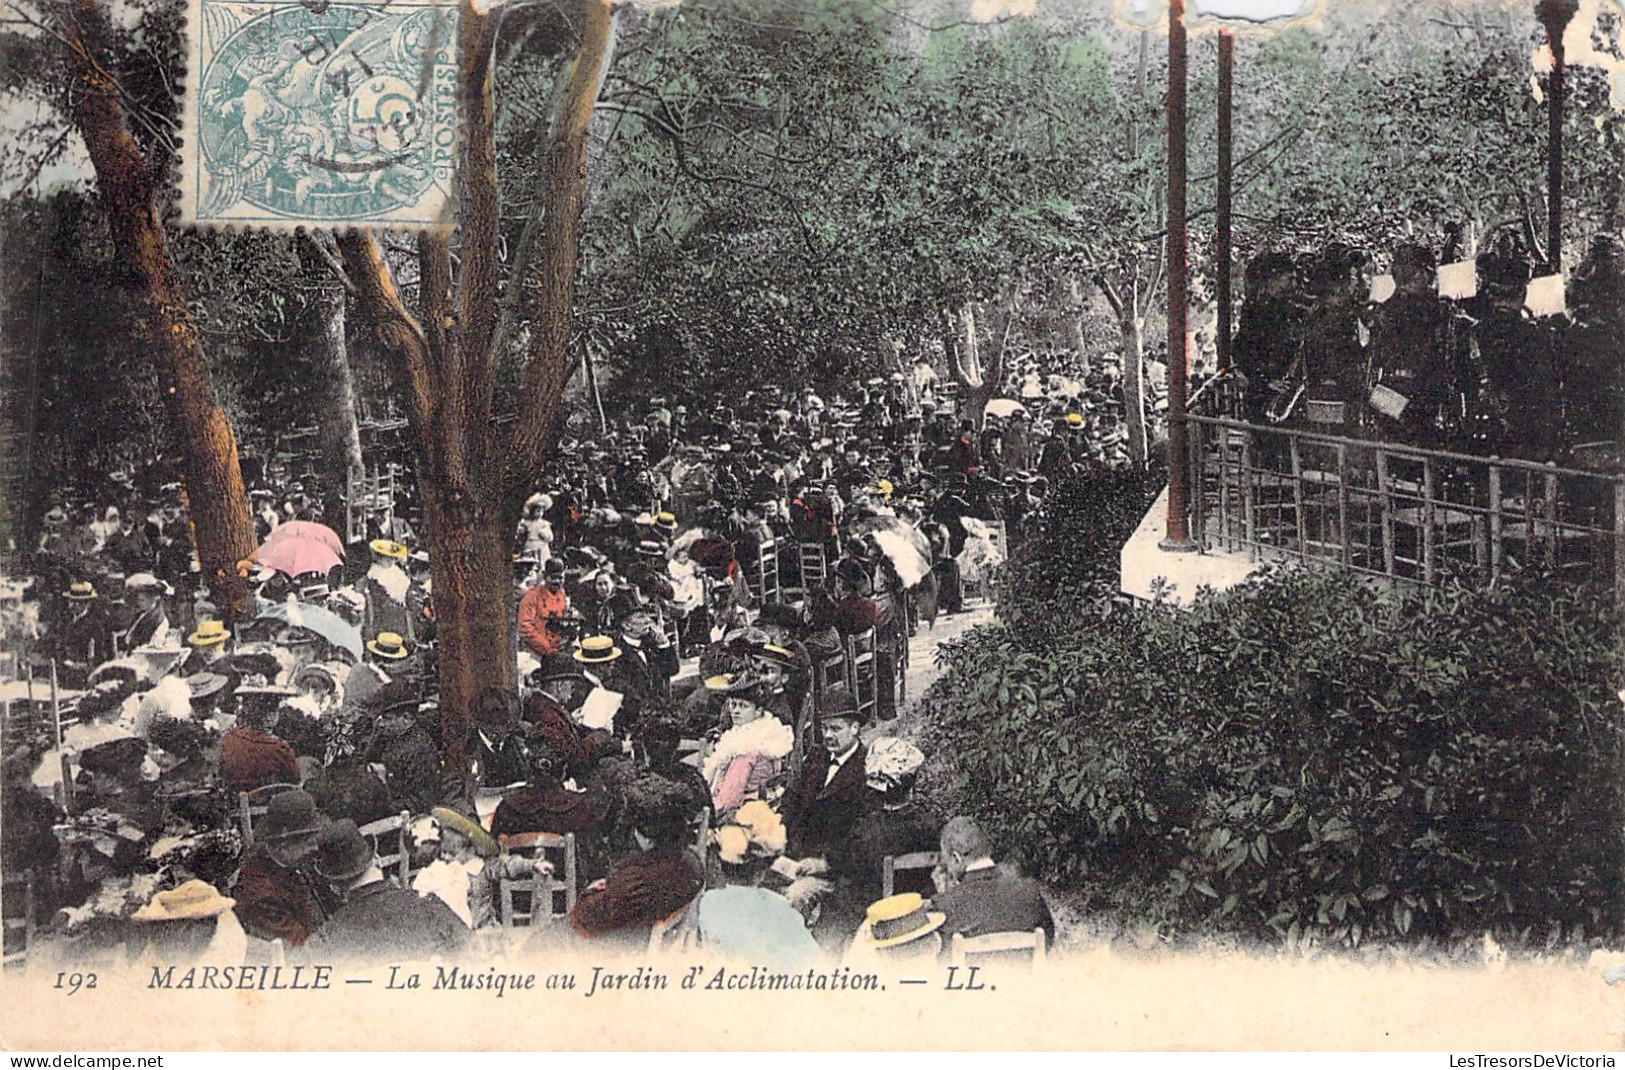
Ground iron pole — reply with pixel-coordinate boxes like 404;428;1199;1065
1537;0;1579;272
1216;28;1234;374
1162;0;1196;551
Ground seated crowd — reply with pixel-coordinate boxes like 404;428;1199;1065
2;379;1064;971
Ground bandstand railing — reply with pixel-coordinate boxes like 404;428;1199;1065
1184;379;1625;604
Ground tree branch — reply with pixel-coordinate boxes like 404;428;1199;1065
502;0;617;523
458;0;501;391
339;230;435;438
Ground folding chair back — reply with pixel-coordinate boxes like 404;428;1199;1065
691;808;711;863
497;865;559;929
647;898;699;955
844;628;878;721
2;872;36;970
949;927;1047;969
239;783;301;847
881;851;939;898
357;810;412;885
497;832;577;920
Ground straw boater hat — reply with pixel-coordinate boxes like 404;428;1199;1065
654;512;678;532
574;635;622;664
131;880;236;922
430;806;499;859
368;539;409;561
187;620;231;648
1065;412;1085;428
66;581;97;602
366;631;410;660
863;893;946;949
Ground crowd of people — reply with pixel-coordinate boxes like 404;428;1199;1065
1;376;1075;970
1229;232;1625;467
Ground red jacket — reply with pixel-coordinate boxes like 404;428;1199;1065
517;585;570;657
490;779;611;840
570;847;703;941
232;847;326;946
220;728;300;793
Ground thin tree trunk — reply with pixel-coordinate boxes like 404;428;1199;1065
66;0;254;618
342;0;618;791
1067;275;1092;377
582;347;608;434
1121;312;1149;467
954;304;994;429
310;283;365;522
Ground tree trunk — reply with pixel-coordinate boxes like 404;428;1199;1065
1120;312;1149;468
1067;275;1092;377
66;0;254;618
341;0;618;790
421;496;514;804
582;347;608;434
310;283;365;523
954;304;993;429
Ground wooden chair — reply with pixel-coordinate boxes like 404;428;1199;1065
238;783;301;847
497;832;577;922
691;808;711;863
497;863;560;929
844;628;878;722
796;541;828;595
949;927;1047;969
676;738;707;768
881;851;939;898
2;872;36;970
754;538;782;604
357;810;412;885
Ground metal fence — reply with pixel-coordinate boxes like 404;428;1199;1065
1185;381;1625;602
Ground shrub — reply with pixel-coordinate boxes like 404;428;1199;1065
927;558;1625;947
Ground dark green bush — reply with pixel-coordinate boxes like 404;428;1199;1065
929;469;1625;946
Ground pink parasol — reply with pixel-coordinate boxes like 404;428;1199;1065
262;520;345;554
256;531;343;578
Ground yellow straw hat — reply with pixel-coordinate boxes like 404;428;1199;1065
430;807;499;859
864;892;946;949
131;880;236;922
187;620;231;648
366;632;410;659
574;635;622;663
368;539;409;560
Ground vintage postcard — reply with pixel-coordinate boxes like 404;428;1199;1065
3;0;1625;1052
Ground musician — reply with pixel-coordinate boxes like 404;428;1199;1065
1295;245;1370;438
1559;235;1625;464
1468;250;1560;461
1365;243;1470;449
1231;251;1304;427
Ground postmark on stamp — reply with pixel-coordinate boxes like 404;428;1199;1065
181;0;458;229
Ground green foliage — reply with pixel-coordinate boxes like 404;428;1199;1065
929;498;1625;945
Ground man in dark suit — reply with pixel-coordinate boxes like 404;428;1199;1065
307;819;467;962
785;687;868;857
932;815;1054;943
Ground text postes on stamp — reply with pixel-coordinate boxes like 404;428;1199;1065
181;0;457;229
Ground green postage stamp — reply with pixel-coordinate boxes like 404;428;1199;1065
181;0;458;228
